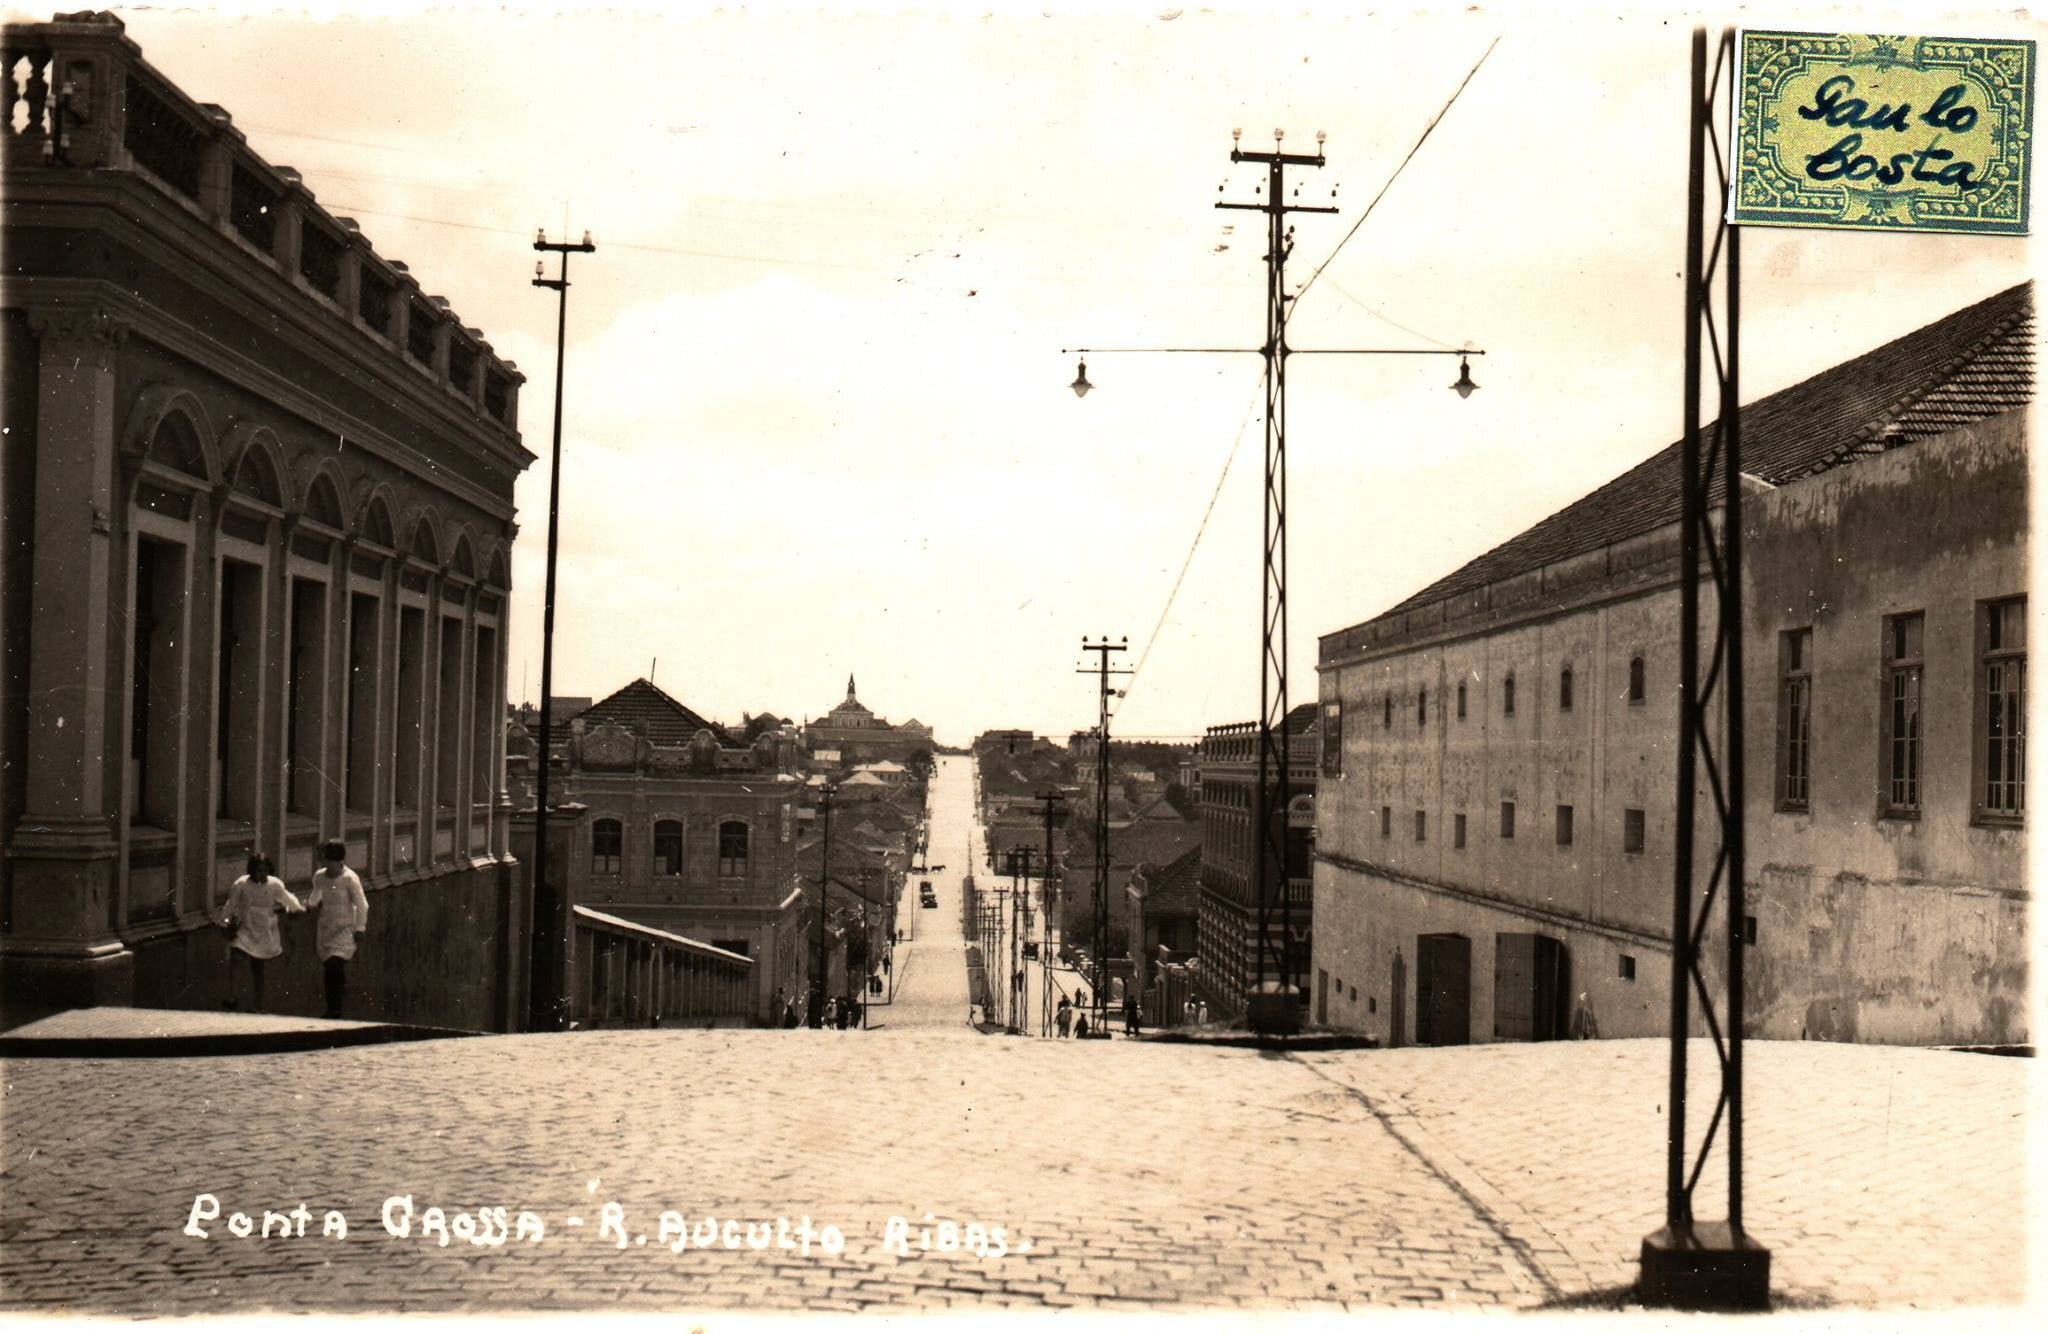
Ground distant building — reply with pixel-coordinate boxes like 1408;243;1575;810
508;679;809;1024
1314;283;2030;1048
1127;845;1202;1010
2;13;530;1026
803;675;933;769
1195;706;1320;1020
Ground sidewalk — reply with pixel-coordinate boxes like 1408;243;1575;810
0;1006;471;1058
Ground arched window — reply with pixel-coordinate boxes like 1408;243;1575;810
1503;673;1517;717
1560;665;1574;712
718;820;749;878
1629;656;1646;703
653;819;683;876
591;818;622;875
1417;688;1427;725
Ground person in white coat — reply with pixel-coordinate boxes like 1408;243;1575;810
221;853;302;1011
306;840;369;1019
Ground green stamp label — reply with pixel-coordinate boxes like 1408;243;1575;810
1732;30;2034;235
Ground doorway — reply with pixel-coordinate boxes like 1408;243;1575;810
1415;933;1471;1046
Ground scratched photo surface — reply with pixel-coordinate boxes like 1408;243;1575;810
0;0;2037;1326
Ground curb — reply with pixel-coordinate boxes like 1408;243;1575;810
1136;1030;1383;1052
0;1022;475;1060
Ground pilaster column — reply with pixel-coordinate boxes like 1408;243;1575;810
4;305;130;997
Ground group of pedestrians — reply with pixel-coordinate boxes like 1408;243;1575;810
1051;990;1144;1039
219;841;368;1019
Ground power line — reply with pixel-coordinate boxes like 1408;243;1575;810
1123;368;1264;697
1287;35;1500;323
323;200;894;273
1322;277;1461;351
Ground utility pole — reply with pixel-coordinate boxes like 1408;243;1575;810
1005;845;1036;1034
810;782;836;1029
526;227;595;1032
1215;131;1334;1032
1035;787;1062;1036
1077;637;1129;1036
857;866;875;1029
1065;133;1483;1029
1639;27;1768;1310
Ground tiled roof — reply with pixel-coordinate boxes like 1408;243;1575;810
573;679;733;747
1137;846;1202;918
1366;282;2033;626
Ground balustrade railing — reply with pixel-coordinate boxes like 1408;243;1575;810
570;906;753;1028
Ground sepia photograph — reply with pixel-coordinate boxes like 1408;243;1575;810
0;0;2039;1323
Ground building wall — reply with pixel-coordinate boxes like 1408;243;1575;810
1314;409;2027;1047
560;771;803;1023
1741;410;2028;1044
1;17;530;1028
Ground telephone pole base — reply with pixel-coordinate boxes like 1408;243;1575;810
1637;1221;1770;1311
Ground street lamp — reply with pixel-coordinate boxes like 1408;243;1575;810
1069;359;1092;398
810;781;836;1028
527;226;596;1032
1452;354;1479;399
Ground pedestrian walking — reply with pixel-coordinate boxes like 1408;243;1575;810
782;997;802;1028
836;997;852;1030
1055;997;1072;1038
1182;998;1196;1027
1076;986;1087;1010
883;954;892;978
220;853;301;1012
1123;993;1140;1036
1196;1000;1209;1026
306;840;368;1019
1074;1013;1090;1040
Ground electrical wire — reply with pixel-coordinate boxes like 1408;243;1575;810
1120;367;1265;701
1287;35;1500;325
1322;277;1462;351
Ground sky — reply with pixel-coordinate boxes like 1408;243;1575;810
111;0;2038;747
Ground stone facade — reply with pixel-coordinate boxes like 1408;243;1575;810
1313;285;2030;1048
1;13;531;1027
509;680;810;1024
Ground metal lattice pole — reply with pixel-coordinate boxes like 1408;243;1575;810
1639;27;1767;1311
1219;133;1331;1030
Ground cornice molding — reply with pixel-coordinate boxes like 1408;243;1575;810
10;276;519;525
4;178;532;467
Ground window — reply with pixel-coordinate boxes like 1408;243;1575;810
1453;812;1467;849
718;820;750;877
1741;914;1758;946
1383;694;1392;729
1380;805;1392;837
1417;689;1427;726
654;820;684;876
1778;629;1813;810
1883;613;1923;816
1777;627;1810;807
1456;681;1467;719
591;818;622;875
1555;804;1574;846
1623;808;1645;854
1981;597;2026;820
1414;810;1426;842
1503;673;1516;717
1500;801;1516;839
1619;954;1637;981
1559;665;1574;712
1629;656;1646;703
1322;700;1342;777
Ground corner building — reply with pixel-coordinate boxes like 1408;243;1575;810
1;13;532;1026
1314;284;2029;1048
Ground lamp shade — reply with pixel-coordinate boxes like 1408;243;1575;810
1452;356;1478;399
1070;359;1092;399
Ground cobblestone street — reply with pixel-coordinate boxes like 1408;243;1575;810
1;1028;2025;1314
